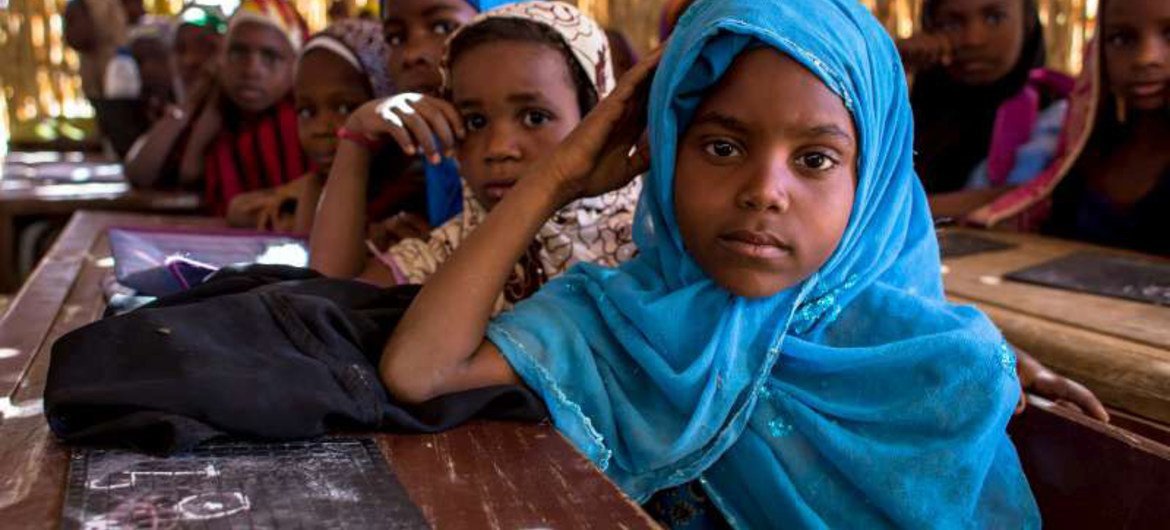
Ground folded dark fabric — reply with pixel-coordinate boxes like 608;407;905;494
45;265;547;454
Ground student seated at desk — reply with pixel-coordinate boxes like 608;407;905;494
311;1;640;314
124;0;310;216
900;0;1073;220
968;0;1169;257
172;5;227;105
381;0;1040;526
224;19;423;232
309;0;511;255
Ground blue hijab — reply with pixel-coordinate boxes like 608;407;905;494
422;0;524;226
487;0;1039;527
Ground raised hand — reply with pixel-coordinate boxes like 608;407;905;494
344;93;466;165
542;47;662;205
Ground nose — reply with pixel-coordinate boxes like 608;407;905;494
956;20;988;49
400;30;435;69
735;152;790;213
1135;33;1169;69
483;121;523;163
308;109;345;138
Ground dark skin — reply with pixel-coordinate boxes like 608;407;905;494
308;0;476;277
383;0;476;95
1080;0;1170;211
676;49;856;298
922;0;1026;85
899;0;1028;218
221;22;296;114
124;22;295;187
173;24;224;97
293;49;388;233
120;0;145;26
310;39;584;283
63;0;96;52
379;49;661;403
451;41;583;210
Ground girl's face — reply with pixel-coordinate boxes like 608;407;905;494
222;22;296;113
295;49;373;174
449;40;583;209
931;0;1026;86
1102;0;1170;113
674;48;856;299
383;0;476;95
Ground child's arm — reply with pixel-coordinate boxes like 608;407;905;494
177;95;224;186
381;51;660;403
310;94;462;278
293;173;324;235
124;72;219;187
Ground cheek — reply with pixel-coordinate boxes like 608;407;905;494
795;180;854;258
455;137;487;181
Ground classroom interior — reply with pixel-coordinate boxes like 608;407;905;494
0;0;1167;528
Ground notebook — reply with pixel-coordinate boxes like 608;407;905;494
108;227;308;296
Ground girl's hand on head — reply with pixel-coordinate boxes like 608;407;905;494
345;93;466;165
543;47;662;205
896;33;953;71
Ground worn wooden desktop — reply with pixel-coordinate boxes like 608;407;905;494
940;228;1170;426
0;211;656;529
0;153;201;292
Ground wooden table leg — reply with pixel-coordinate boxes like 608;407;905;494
0;212;16;293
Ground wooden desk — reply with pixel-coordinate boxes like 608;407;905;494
0;211;656;529
1010;395;1170;528
0;153;201;292
941;228;1170;425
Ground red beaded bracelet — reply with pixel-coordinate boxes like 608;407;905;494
336;127;383;151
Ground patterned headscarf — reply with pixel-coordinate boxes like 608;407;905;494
374;1;635;314
228;0;309;51
301;20;394;98
444;1;615;99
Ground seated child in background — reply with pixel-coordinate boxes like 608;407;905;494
310;0;512;265
968;0;1169;256
901;0;1073;219
225;19;426;233
124;0;310;218
380;0;1041;527
312;1;640;315
172;4;227;105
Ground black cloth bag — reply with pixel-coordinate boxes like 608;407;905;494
45;265;547;453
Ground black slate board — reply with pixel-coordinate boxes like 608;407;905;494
938;232;1016;259
62;438;428;529
1004;251;1170;306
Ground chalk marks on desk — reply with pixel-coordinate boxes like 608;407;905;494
63;438;428;529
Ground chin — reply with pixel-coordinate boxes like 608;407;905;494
713;271;798;299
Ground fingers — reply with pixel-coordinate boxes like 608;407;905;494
373;95;463;163
1064;380;1111;423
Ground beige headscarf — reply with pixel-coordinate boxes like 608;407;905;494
373;1;639;314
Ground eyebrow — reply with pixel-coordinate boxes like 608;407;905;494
423;5;459;17
806;124;856;146
691;111;751;135
455;92;549;108
692;111;855;145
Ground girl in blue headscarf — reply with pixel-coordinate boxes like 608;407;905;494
381;0;1041;527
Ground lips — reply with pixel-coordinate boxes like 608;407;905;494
1129;81;1166;98
482;180;517;201
717;229;792;260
